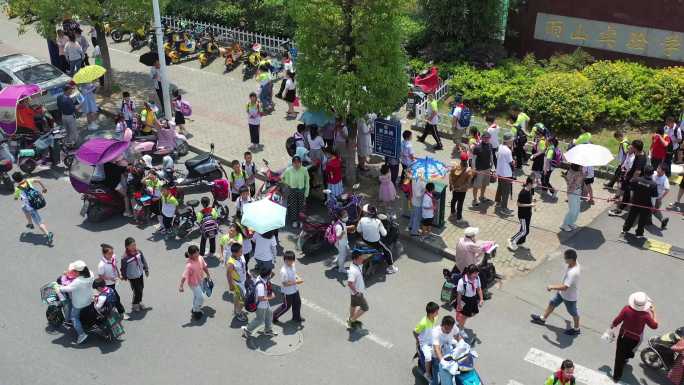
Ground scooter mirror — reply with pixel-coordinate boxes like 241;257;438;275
352;183;360;190
210;143;215;152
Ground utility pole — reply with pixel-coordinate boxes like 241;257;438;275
152;0;172;120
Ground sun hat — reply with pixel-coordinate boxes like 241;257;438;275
464;227;479;237
68;260;87;272
628;292;652;312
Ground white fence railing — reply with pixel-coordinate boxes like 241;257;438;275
414;77;450;125
161;16;292;56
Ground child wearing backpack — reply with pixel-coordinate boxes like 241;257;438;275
455;264;484;340
196;197;219;257
542;137;560;198
327;210;351;273
242;267;277;339
160;185;178;236
172;89;188;136
12;172;53;244
242;151;257;197
229;160;247;201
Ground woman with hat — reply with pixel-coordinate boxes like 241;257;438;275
58;260;94;344
610;292;658;382
454;227;484;273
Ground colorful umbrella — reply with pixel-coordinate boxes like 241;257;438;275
564;144;613;167
0;84;42;135
240;199;287;234
76;138;130;165
407;157;449;181
73;65;107;84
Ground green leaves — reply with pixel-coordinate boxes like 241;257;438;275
293;0;408;120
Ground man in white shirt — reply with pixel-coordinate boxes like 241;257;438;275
356;206;398;274
242;267;277;338
432;315;461;364
150;61;165;115
272;251;304;323
347;252;368;329
486;115;500;164
495;133;515;215
417;94;443;150
450;96;464;145
531;249;581;335
652;164;670;229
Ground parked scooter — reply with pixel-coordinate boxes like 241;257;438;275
222;41;244;72
641;326;684;371
172;199;200;239
198;32;220;67
131;121;188;161
349;212;400;278
167;30;199;64
255;159;285;204
15;127;68;174
243;42;263;80
0;134;14;191
176;143;226;188
129;26;150;51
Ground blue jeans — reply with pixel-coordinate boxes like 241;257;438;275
438;364;455;385
71;306;85;336
562;189;581;227
549;292;579;317
409;204;422;235
68;59;83;76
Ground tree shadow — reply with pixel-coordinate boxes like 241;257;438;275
557;226;606;250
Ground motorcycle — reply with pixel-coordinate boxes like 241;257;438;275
243;42;263;80
641;326;684;371
0;135;14;191
350;213;400;278
256;159;285;204
221;41;244;72
173;198;200;239
167;31;199;64
110;28;131;43
198;32;220;68
131;123;188;161
441;242;499;306
415;338;483;385
176;143;226;188
41;281;125;342
14;128;67;174
129;27;150;51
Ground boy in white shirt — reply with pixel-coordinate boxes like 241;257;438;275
235;186;253;219
420;182;435;239
652;164;670;229
242;151;257;196
272;251;304;323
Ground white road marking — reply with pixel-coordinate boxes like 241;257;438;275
507;380;525;385
300;297;394;349
524;348;626;385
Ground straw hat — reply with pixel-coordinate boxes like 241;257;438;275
464;227;479;237
628;292;652;312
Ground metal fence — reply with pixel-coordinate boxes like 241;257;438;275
161;16;292;56
414;78;451;126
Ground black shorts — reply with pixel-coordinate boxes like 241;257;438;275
350;293;369;311
459;295;480;317
174;110;186;125
421;217;434;226
584;178;594;185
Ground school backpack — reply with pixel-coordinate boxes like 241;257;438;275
325;220;342;244
551;145;563;168
24;186;46;210
211;179;230;202
244;277;266;313
515;126;528;147
179;100;192;117
458;107;472;128
199;210;219;238
285;136;297;157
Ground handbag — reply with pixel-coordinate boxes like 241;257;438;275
293;96;300;107
601;326;618;343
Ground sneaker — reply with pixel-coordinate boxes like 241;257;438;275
138;303;146;310
292;317;305;323
324;258;335;267
661;218;669;230
241;326;251;338
46;232;54;244
122;211;133;218
559;225;572;232
471;200;479;207
121;312;130;320
608;209;623;217
568;224;578;230
272;319;283;325
564;328;581;336
291;221;298;228
263;329;278;337
530;314;546;325
76;333;88;344
507;239;518;251
386;265;399;274
434;145;443;151
236;313;248;322
26;223;34;229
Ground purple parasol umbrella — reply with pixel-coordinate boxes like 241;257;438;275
76;138;130;165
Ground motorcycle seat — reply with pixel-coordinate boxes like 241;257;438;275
186;199;200;208
185;153;210;168
134;134;157;142
178;206;194;216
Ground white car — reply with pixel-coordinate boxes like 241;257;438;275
0;54;72;112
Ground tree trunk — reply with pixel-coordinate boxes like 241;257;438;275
341;0;357;185
96;25;113;96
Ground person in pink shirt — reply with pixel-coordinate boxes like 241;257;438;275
454;227;485;273
179;245;211;320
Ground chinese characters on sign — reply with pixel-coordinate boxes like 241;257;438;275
373;118;401;159
533;13;684;62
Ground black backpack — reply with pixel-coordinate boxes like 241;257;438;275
23;186;46;210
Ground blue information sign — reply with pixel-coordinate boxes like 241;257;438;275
373;118;401;159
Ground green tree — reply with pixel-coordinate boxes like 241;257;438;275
292;0;408;182
8;0;154;95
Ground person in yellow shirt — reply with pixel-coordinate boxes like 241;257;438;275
139;102;160;135
573;126;592;146
413;301;440;382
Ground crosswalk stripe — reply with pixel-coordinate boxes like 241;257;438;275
524;347;626;385
507;380;525;385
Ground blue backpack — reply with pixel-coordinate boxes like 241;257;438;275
23;186;46;210
458;107;472;128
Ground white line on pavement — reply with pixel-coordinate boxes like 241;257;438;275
507;380;525;385
524;347;626;385
300;297;394;350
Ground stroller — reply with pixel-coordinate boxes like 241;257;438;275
441;243;499;306
641;326;684;371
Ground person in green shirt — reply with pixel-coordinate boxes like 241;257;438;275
530;125;548;185
12;172;53;243
544;359;576;385
573;126;592;146
283;156;310;228
413;301;440;382
542;137;559;198
511;106;531;169
604;130;630;189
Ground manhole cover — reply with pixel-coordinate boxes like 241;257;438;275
247;330;304;356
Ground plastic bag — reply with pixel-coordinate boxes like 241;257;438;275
601;327;617;343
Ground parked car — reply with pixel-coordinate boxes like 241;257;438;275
0;54;72;113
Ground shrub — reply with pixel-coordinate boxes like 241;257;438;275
525;72;601;134
639;66;684;122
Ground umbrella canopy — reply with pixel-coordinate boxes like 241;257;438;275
76;138;130;165
564;144;613;167
240;199;287;234
0;84;42;135
73;65;107;84
300;110;333;127
407;157;449;181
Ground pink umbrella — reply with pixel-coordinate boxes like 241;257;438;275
0;84;42;135
76;138;130;165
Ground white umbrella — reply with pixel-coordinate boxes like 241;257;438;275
564;144;614;167
240;199;287;234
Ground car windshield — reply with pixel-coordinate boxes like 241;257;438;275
14;64;64;84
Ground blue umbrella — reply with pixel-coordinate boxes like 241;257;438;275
300;110;334;127
240;199;287;234
407;157;449;181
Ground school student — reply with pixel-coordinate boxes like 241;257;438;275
272;251;304;324
508;176;535;251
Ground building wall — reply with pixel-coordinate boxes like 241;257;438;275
507;0;684;66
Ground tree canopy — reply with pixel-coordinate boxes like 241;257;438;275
292;0;408;120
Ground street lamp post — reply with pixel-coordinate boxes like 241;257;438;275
152;0;172;120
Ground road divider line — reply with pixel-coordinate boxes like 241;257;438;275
524;347;626;385
300;297;394;349
507;380;525;385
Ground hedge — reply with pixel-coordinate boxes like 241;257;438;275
447;52;684;134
